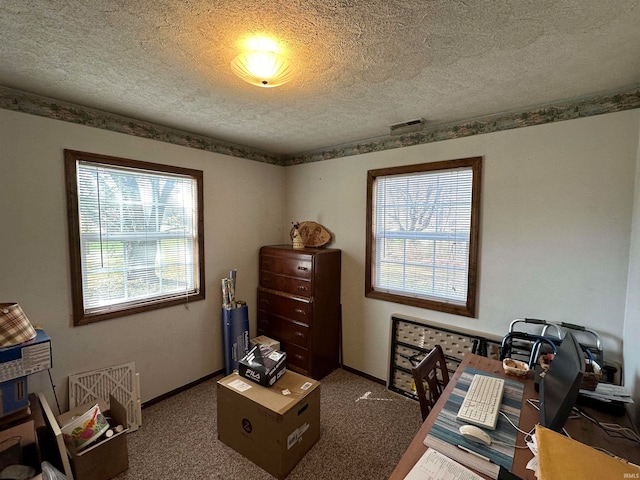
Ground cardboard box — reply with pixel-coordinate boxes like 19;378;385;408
250;335;281;351
0;417;37;473
40;394;128;480
0;329;52;383
0;378;29;417
217;371;320;479
238;344;287;387
0;329;52;418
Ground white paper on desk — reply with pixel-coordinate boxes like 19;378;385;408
404;448;485;480
579;387;634;403
525;431;539;475
423;434;499;479
593;383;631;397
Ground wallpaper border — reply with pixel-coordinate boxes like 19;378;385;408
2;84;639;167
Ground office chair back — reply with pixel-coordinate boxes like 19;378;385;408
411;344;450;421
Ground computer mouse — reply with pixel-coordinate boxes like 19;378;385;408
459;424;492;446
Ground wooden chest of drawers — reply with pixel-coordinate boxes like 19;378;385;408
257;245;341;379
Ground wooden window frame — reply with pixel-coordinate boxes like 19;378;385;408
64;150;205;325
365;156;482;317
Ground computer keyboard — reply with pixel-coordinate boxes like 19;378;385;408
456;374;505;430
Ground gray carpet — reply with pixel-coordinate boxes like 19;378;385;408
114;368;422;479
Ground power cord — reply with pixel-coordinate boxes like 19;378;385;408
575;407;640;445
524;398;577;437
497;410;536;448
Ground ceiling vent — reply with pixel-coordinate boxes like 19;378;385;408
389;118;426;135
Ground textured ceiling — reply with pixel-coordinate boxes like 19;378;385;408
1;1;640;157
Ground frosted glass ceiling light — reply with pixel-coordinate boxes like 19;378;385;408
231;50;293;88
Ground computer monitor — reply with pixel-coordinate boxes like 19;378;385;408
539;331;585;432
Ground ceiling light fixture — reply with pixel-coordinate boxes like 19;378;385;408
231;49;293;88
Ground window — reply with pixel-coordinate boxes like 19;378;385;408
65;150;205;325
366;157;482;317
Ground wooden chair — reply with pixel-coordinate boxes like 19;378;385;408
411;344;450;421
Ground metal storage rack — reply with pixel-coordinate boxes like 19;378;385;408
388;315;502;400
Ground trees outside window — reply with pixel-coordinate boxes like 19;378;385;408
366;157;482;317
65;150;205;325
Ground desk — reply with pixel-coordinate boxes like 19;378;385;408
389;354;639;480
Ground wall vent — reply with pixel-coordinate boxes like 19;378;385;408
389;118;426;135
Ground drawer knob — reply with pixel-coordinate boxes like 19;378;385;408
297;285;308;291
294;308;306;315
297;266;308;271
294;331;305;338
295;354;304;361
261;299;270;305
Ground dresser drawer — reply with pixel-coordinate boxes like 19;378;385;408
258;290;312;325
257;312;310;348
260;254;313;280
260;271;312;297
281;341;310;373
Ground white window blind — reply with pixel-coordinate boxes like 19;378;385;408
76;161;199;314
373;166;473;305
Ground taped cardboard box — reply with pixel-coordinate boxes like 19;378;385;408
39;394;128;480
250;335;281;351
217;370;320;480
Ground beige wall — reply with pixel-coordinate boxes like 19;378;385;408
2;106;640;413
0;108;285;410
285;110;640;402
624;117;640;423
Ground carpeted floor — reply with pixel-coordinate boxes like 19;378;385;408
114;368;422;479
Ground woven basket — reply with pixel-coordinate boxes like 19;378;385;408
538;354;601;391
503;358;529;377
580;363;601;391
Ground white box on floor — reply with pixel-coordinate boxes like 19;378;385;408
217;370;320;479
